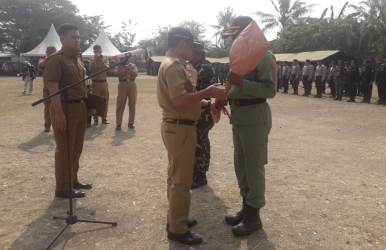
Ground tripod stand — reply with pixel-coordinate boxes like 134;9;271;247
32;59;128;250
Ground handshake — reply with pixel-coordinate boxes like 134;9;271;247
204;84;230;123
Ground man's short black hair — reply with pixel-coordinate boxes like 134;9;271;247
58;23;79;36
93;44;102;51
167;27;194;49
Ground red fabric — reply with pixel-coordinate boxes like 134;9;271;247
229;21;269;76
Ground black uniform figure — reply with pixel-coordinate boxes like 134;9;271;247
376;60;386;105
361;60;375;103
190;42;216;189
347;61;360;102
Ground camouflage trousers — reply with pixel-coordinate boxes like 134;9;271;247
194;108;214;174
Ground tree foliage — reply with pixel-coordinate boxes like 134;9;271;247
0;0;107;53
254;0;314;36
270;0;386;59
110;21;136;51
211;7;236;48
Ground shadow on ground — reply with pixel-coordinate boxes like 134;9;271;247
8;198;116;250
18;132;55;154
85;125;107;142
168;186;276;250
111;130;135;146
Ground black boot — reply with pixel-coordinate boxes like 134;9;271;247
191;172;207;189
167;230;203;245
232;205;262;237
225;198;246;226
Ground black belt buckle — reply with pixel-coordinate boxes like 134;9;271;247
163;118;196;126
64;100;82;104
231;98;266;106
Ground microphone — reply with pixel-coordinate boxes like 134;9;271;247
112;49;145;64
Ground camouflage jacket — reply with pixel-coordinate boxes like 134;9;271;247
195;59;216;92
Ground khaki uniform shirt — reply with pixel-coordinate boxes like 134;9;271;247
157;52;201;121
45;48;86;101
90;56;108;81
39;58;49;91
116;63;138;81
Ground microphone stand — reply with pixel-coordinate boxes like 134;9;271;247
32;57;129;250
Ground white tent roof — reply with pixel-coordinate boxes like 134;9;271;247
82;30;121;57
21;24;62;57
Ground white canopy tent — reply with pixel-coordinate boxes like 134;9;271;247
21;24;62;57
82;30;121;57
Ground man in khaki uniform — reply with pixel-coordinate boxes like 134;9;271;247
115;63;138;130
45;24;92;199
38;46;57;132
90;45;109;125
157;27;226;245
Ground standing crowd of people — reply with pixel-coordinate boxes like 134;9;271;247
22;17;386;247
277;59;386;104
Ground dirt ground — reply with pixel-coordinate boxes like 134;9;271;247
0;76;385;250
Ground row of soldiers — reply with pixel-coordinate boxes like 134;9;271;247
277;59;386;104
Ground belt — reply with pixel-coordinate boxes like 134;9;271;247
119;78;135;82
92;80;106;83
63;99;84;103
229;98;266;106
163;118;197;126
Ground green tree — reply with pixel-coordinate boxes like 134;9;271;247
211;7;236;48
0;0;107;53
111;21;136;51
350;0;386;57
253;0;314;35
179;20;206;41
138;26;170;56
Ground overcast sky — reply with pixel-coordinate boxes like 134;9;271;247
73;0;361;44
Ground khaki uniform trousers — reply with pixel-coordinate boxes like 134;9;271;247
116;80;137;126
161;122;196;234
43;89;51;130
92;81;109;121
50;102;86;192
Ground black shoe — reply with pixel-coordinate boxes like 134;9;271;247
94;119;99;125
102;120;109;125
44;128;50;133
74;182;93;190
225;198;246;226
191;172;207;189
167;230;203;245
166;219;197;231
347;99;355;103
187;219;198;228
55;190;85;198
116;125;121;131
232;205;262;237
128;123;135;129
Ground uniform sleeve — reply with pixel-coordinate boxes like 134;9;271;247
45;56;62;82
228;54;277;99
165;63;189;99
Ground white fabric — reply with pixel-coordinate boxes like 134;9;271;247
21;24;61;57
82;31;121;57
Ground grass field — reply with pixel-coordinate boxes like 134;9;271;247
0;76;385;250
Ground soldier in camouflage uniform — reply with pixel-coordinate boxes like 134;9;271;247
189;42;216;189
